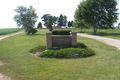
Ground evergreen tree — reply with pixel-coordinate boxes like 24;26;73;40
68;21;71;27
63;15;67;27
47;21;52;31
57;14;64;28
52;16;58;28
37;22;42;29
71;20;73;27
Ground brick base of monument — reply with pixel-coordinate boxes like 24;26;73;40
46;32;77;50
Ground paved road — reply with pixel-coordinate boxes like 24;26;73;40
77;33;120;50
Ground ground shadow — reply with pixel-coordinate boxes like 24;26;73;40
21;34;46;36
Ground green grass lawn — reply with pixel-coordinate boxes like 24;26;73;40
0;28;23;35
72;28;120;40
0;29;120;80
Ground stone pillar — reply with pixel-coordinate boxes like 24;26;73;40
70;32;77;46
46;33;52;50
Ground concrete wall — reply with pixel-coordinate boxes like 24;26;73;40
46;32;77;50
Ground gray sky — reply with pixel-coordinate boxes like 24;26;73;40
0;0;119;28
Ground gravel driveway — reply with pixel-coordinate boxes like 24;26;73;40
77;33;120;50
0;32;24;40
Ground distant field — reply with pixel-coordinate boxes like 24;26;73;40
0;28;23;35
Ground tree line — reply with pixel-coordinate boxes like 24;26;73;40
13;6;74;34
37;14;74;29
13;0;118;35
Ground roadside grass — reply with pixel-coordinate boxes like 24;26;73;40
0;28;23;35
72;28;120;39
0;29;120;80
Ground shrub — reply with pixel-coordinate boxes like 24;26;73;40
49;28;53;31
29;46;46;53
29;42;95;58
53;42;88;50
52;30;71;35
29;28;37;34
73;42;88;48
40;48;95;58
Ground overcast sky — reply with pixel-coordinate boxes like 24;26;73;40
0;0;120;29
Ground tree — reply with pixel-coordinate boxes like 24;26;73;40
37;22;42;29
71;20;73;27
14;6;38;35
41;14;58;28
41;14;52;27
57;14;64;28
73;20;80;28
75;0;118;34
29;28;37;34
118;23;120;29
68;21;71;28
52;16;58;28
101;0;118;26
63;15;67;27
74;5;87;32
68;21;74;28
47;21;52;31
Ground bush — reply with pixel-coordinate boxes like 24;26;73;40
29;42;95;58
49;28;53;31
29;28;37;34
73;42;88;48
53;42;88;50
52;30;71;35
40;48;95;58
29;46;46;53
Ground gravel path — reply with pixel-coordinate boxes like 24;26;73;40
77;33;120;50
0;73;11;80
0;32;24;40
0;32;24;80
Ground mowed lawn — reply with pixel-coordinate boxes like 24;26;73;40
0;29;120;80
72;28;120;40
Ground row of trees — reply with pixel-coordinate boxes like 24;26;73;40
40;14;73;29
68;21;73;27
14;0;118;34
13;5;74;34
73;0;118;33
